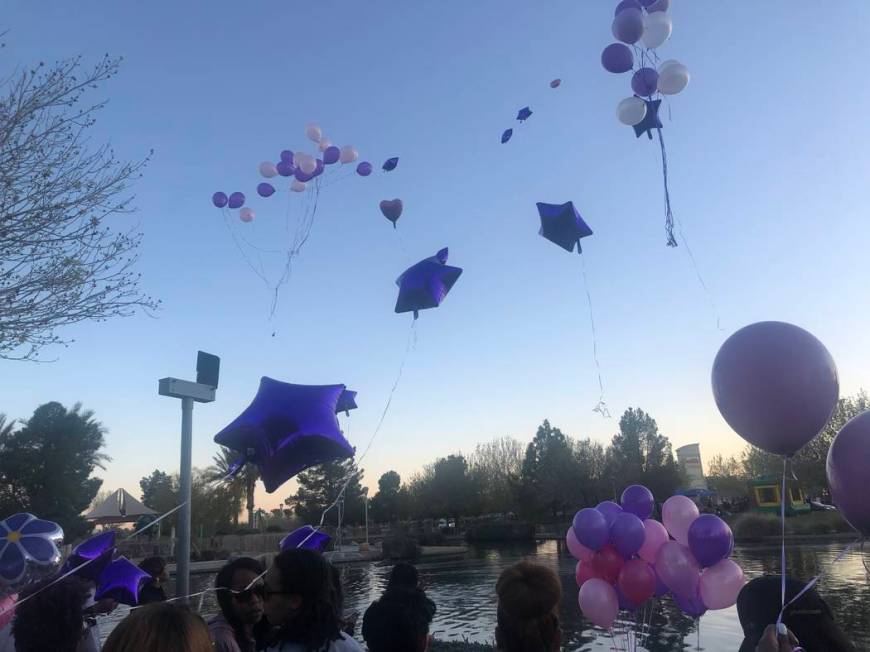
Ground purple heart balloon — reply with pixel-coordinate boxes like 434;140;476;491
631;68;659;97
379;199;403;227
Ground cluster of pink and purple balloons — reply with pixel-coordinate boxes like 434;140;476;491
569;484;746;631
601;0;690;132
210;123;381;223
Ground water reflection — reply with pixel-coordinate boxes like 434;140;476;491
102;541;868;650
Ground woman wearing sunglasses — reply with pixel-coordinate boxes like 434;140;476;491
261;548;363;652
209;557;266;652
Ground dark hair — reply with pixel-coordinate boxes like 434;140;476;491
215;557;264;652
102;602;212;652
139;556;166;578
495;562;562;652
363;587;435;652
12;576;91;652
270;548;343;649
386;562;419;592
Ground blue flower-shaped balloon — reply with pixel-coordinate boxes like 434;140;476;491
279;525;332;552
95;556;151;606
0;513;64;589
59;531;116;582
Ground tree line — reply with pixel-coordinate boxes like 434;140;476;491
285;407;684;526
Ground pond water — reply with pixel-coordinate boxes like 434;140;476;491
102;541;869;650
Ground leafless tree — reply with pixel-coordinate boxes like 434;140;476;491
0;54;157;360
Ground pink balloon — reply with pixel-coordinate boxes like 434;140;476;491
579;578;619;630
699;559;745;610
662;495;699;545
566;527;593;562
617;559;656;606
0;594;16;630
575;560;600;588
655;541;700;598
638;518;669;563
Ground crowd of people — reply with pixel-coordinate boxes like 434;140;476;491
0;548;857;652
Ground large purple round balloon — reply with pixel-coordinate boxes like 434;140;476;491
294;168;313;183
323;145;341;165
601;43;634;74
631;68;659;97
257;182;275;198
612;8;644;45
610;512;645;558
212;192;228;208
573;508;609;551
277;160;295;177
280;150;294;164
827;411;870;534
356;161;373;177
227;192;245;209
614;0;642;15
712;322;839;456
596;500;624;528
687;514;733;568
621;485;654;520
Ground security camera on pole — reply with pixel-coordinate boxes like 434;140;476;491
158;351;219;601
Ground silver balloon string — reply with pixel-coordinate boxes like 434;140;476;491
655;128;678;248
288;319;418;554
579;253;610;418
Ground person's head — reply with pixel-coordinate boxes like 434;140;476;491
386;562;420;592
263;548;343;648
495;562;562;652
216;557;265;629
13;576;92;652
102;602;212;652
364;588;435;652
737;576;856;652
139;556;168;584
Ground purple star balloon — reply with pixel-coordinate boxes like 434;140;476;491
336;390;358;416
537;201;594;253
633;99;663;139
214;378;355;493
95;556;151;606
395;248;463;319
516;107;533;122
279;526;332;552
0;513;64;590
59;531;116;582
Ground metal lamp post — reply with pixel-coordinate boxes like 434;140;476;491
158;352;219;601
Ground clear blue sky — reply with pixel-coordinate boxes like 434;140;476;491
4;1;870;511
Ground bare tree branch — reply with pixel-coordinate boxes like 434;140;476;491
0;55;159;360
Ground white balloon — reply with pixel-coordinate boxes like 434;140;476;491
658;63;690;95
318;139;332;152
642;11;672;49
259;161;278;178
305;123;322;143
291;180;306;192
658;59;681;73
239;207;254;223
299;156;317;174
339;146;359;164
617;96;647;126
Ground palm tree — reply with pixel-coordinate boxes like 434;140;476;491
206;446;260;528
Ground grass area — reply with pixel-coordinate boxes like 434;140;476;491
731;510;854;540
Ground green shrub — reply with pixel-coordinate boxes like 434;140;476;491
732;513;780;539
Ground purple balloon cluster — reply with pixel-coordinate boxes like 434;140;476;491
568;485;746;631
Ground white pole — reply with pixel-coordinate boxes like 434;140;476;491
177;397;193;601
